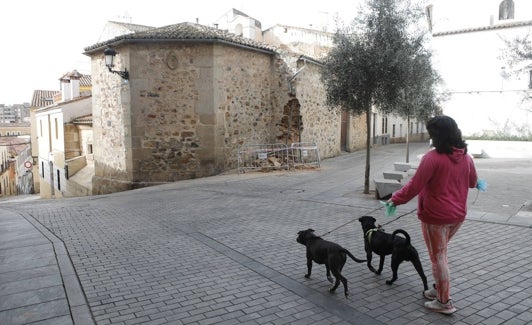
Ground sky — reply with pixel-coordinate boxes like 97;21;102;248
0;0;361;105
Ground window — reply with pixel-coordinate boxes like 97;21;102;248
381;117;388;133
499;0;514;20
54;118;59;140
57;169;61;190
88;144;93;154
40;120;43;137
392;124;396;137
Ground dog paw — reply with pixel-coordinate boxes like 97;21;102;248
304;274;310;279
385;280;393;285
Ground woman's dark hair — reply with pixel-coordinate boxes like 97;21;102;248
426;115;467;154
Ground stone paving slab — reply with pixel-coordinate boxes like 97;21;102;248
0;142;531;325
0;211;73;325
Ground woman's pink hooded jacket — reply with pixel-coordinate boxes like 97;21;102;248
391;147;478;225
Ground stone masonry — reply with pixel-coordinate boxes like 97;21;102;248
86;23;368;195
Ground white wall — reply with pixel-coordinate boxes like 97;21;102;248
431;0;532;33
429;0;532;136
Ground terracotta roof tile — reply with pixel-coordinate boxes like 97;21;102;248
59;70;92;87
79;74;91;87
0;137;30;156
85;22;277;54
31;90;60;108
72;114;92;125
434;19;532;36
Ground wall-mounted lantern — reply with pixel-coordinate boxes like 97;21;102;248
104;46;129;80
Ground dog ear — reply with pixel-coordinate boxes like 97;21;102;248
309;228;314;233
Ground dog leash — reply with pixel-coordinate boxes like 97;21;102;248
378;208;417;227
320;205;385;237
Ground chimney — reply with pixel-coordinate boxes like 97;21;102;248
70;70;81;99
59;70;82;102
60;74;71;102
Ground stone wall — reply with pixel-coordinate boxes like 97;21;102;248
91;44;132;195
92;43;287;194
290;61;342;159
90;42;367;195
347;113;367;151
213;45;282;171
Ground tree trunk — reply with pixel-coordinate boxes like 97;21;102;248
406;115;410;163
364;105;371;194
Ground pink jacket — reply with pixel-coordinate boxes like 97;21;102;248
391;147;478;225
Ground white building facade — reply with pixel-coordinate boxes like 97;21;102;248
428;0;532;136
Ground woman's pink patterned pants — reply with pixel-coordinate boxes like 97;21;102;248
421;222;462;303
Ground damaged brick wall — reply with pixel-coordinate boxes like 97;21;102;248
277;98;303;144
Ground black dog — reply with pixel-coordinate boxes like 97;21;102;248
358;216;428;291
296;228;366;298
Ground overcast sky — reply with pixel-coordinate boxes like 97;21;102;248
0;0;361;105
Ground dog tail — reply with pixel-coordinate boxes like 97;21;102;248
391;229;411;246
342;248;366;263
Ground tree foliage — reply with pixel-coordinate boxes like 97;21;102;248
501;32;532;109
501;33;532;73
321;0;440;193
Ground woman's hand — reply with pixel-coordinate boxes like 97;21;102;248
380;200;397;217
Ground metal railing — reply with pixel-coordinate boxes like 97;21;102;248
237;143;291;173
237;142;321;173
290;142;320;169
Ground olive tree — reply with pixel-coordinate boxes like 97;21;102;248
388;49;443;162
321;0;439;193
501;33;532;109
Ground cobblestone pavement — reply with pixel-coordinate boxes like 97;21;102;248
1;142;531;325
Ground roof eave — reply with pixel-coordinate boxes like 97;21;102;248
84;37;277;56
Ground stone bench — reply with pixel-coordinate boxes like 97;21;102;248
383;171;407;181
374;178;403;200
394;162;411;172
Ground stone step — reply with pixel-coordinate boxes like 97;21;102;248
374;178;403;200
383;171;407;181
394;162;411;172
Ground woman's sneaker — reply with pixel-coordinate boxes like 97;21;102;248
423;284;437;300
424;299;456;315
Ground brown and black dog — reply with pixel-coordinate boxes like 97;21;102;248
296;228;366;298
358;216;428;291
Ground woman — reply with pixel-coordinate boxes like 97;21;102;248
389;115;478;315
